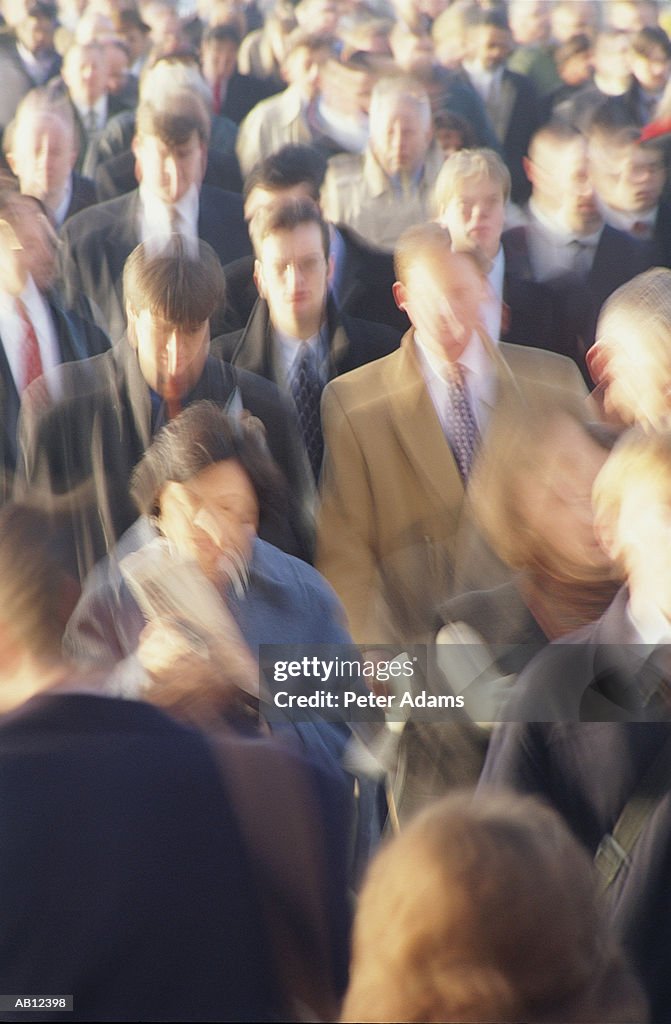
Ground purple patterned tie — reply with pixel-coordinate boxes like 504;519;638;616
445;363;479;481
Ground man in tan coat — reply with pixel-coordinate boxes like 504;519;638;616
316;223;589;645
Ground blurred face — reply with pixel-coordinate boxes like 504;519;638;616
122;24;150;63
127;309;210;397
509;1;551;46
202;39;238;86
370;98;432;178
594;33;631;87
133;131;206;204
394;251;485;363
531;138;599;233
470;25;512;71
560;50;593;87
598;314;671;429
552;3;596;43
519;417;610;572
284;44;328;101
591;142;666;213
158;460;259;581
610;479;671;617
439;173;505;260
9;113;77;206
63;47;108;106
105;44;129;94
0;202;58;294
255;223;330;340
631;44;671;92
15;13;54;54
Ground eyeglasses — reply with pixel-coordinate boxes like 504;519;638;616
268;255;326;279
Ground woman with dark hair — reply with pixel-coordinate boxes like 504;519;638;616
64;399;350;723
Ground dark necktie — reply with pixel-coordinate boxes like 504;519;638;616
445;363;479;481
290;343;323;481
15;298;44;393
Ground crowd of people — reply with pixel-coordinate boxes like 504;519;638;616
2;0;671;1020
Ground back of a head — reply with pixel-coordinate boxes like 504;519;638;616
342;791;648;1023
243;144;327;206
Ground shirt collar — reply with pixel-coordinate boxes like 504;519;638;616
414;328;492;384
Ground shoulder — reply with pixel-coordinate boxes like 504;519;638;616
338;311;401;354
199;183;244;216
252;539;350;630
499;341;586;392
62;192;133;240
324;346;400;410
211;329;244;362
324;152;365;184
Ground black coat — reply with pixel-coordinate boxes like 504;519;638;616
16;339;314;579
60;185;251;342
212;293;401;382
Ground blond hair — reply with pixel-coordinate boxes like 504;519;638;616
342;791;648;1023
433;147;511;212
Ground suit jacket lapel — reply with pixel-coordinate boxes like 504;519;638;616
230;299;277;379
381;332;464;509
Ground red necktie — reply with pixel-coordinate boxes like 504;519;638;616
15;298;44;393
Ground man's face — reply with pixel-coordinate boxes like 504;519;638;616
105;44;129;95
158;459;259;581
283;45;328;101
394;251;485;363
370;98;432;178
255;223;330;339
439;173;505;261
631;44;671;92
64;47;108;107
471;25;512;71
16;13;54;55
591;142;666;213
0;201;58;294
133;131;206;204
9;114;77;206
532;138;599;233
593;33;631;85
202;39;238;86
598;313;671;430
127;308;210;397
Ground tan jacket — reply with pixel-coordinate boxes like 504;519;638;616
236;87;312;178
320;143;445;252
316;332;589;645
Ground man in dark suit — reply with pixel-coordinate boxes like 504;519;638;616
3;88;96;227
60;89;252;343
222;144;406;335
501;120;655;375
59;39;130;177
0;1;60;132
462;8;540;205
0;191;108;497
0;500;351;1023
201;23;277;125
18;237;313;582
214;198;400;479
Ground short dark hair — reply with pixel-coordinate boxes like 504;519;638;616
123;236;226;330
250;196;330;259
135;92;210;147
131;401;287;527
631;25;671;59
202;24;242;49
243;145;327;204
466;6;511;33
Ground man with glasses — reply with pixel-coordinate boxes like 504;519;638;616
213;197;400;480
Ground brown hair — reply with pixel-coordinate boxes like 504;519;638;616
433;147;511;210
249;195;330;258
342;791;648;1023
135;91;211;147
123;236;226;330
394;221;490;285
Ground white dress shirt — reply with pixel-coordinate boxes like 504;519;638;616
138;182;200;251
415;329;497;442
0;276;60;395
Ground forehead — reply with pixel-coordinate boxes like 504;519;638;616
260;222;325;260
138;131;201;156
448;172;505;205
406;250;481;291
170;459;254;503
